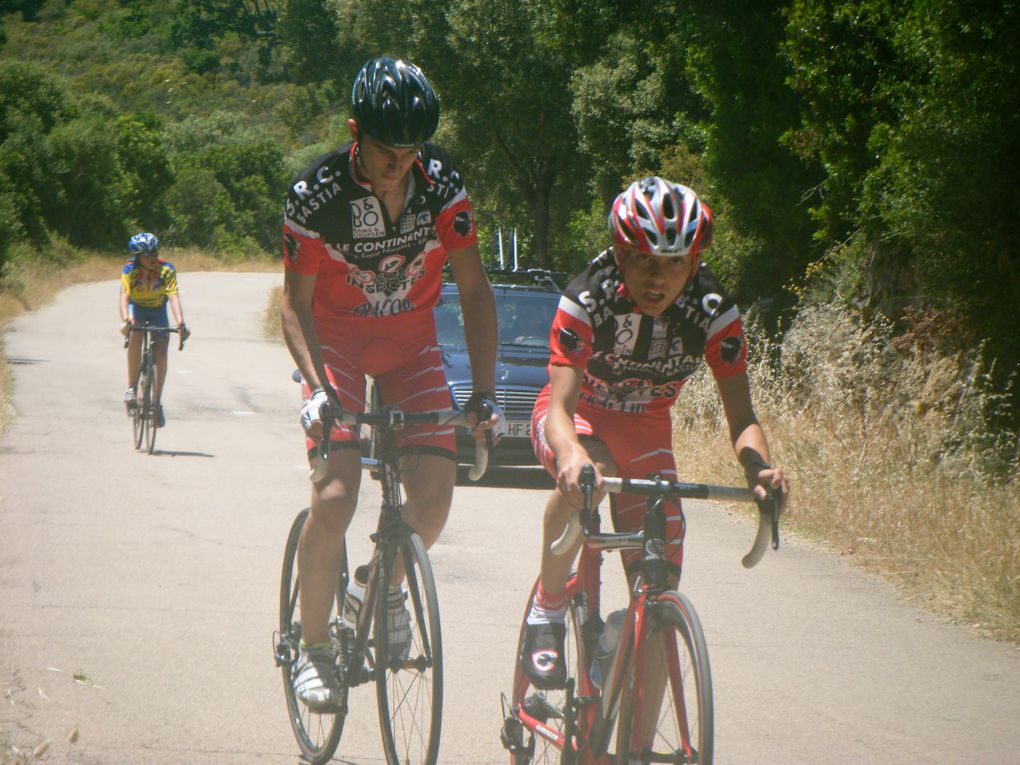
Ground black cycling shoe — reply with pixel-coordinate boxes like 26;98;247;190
520;620;566;690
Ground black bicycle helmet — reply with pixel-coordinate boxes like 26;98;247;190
351;57;440;147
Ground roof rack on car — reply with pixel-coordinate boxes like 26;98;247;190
442;264;566;291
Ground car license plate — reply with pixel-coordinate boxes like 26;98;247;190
506;420;531;438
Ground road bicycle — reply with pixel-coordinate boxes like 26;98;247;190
501;466;781;764
124;323;184;454
273;387;489;765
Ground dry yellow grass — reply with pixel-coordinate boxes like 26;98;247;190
673;303;1020;642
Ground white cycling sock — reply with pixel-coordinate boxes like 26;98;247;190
526;600;566;625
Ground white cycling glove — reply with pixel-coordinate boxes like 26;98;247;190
300;387;330;434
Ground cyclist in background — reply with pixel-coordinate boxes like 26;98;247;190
519;177;789;689
280;56;503;711
119;232;189;428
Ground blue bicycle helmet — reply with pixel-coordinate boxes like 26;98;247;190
351;57;440;147
128;232;159;254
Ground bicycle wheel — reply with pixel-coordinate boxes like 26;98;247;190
132;367;146;450
614;590;713;765
375;532;443;765
505;579;584;765
278;508;347;765
142;363;157;454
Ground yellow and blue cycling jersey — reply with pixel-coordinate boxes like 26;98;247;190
121;259;178;309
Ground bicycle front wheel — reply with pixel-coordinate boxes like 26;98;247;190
143;366;157;454
278;508;346;764
506;579;584;765
132;368;147;450
615;590;713;765
375;532;443;765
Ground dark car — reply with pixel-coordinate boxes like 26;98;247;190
435;270;563;465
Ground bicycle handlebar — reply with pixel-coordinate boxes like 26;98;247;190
308;400;489;484
550;468;782;569
124;324;186;351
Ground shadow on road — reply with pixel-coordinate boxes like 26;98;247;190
458;464;554;490
152;449;216;458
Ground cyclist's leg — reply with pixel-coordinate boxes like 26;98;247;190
297;354;368;646
125;304;143;390
146;304;172;402
153;335;170;403
521;390;615;688
532;389;615;597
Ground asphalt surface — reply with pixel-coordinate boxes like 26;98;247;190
2;272;1019;764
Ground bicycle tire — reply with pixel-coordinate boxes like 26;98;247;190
507;579;584;765
279;508;346;765
375;532;443;765
132;364;146;450
614;590;713;765
143;361;157;454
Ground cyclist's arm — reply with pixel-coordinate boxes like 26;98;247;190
715;372;787;499
168;293;185;326
545;364;601;505
447;243;497;414
280;268;329;400
119;288;131;324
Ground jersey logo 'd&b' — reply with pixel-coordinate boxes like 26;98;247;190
351;198;386;238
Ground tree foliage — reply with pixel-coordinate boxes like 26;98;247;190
1;0;1017;393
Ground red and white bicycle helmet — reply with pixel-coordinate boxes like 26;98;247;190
609;176;713;259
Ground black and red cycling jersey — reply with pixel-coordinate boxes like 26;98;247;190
282;141;477;320
549;249;747;415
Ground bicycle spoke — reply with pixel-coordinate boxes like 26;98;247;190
376;533;442;765
277;509;346;764
616;592;713;765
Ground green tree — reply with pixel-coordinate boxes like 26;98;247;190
46;115;133;247
114;113;174;230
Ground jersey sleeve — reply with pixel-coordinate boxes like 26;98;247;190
282;210;328;276
548;293;593;370
423;148;477;253
160;263;179;296
702;302;747;378
433;193;477;252
120;263;132;293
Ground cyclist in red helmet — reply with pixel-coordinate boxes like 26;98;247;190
519;176;789;689
280;56;503;710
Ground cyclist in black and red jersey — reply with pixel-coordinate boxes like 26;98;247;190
280;56;504;710
519;176;789;689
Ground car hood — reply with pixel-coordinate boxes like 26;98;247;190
440;345;550;388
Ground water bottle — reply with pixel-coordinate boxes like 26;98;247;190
589;609;627;689
341;564;369;631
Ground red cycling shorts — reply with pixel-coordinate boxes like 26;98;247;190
302;311;455;460
531;384;685;574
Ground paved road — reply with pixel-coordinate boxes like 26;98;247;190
2;273;1019;764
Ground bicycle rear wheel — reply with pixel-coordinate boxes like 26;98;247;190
278;508;346;765
615;590;713;765
505;579;584;765
132;367;146;450
375;532;443;765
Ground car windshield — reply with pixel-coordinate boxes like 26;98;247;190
435;289;559;348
